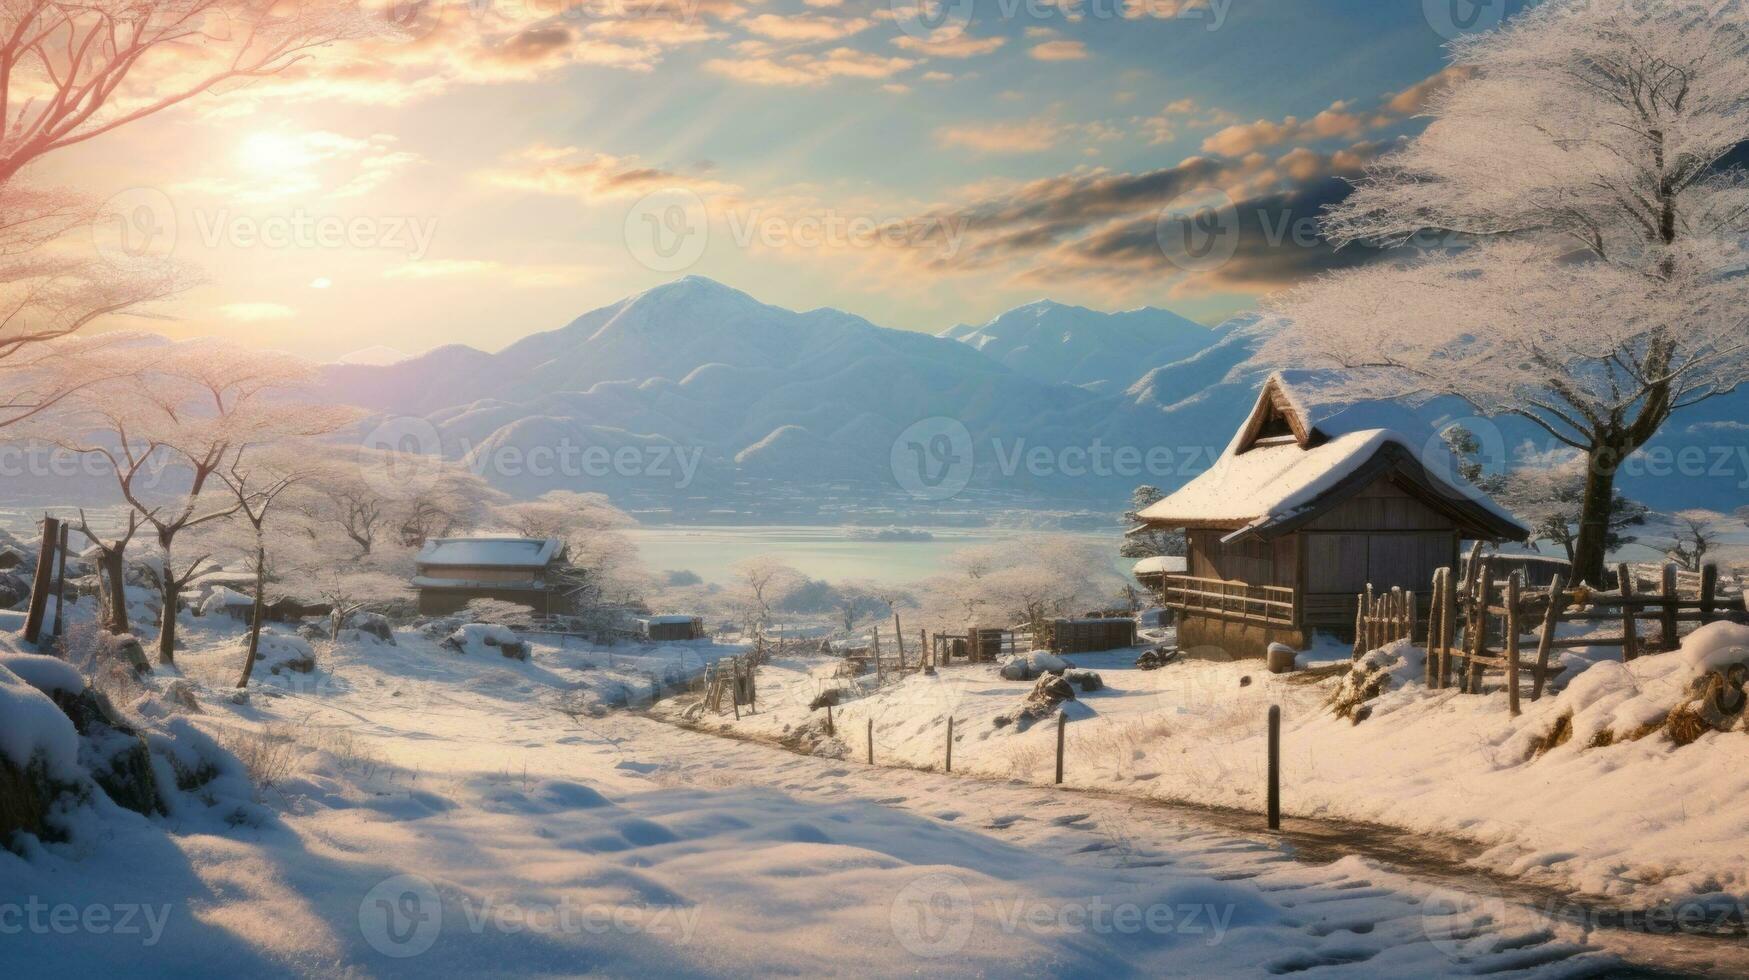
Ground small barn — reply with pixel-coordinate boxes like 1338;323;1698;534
413;537;572;616
644;615;705;641
1135;374;1527;660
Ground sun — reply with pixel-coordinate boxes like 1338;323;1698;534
236;130;312;176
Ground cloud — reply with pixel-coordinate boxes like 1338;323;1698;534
843;139;1401;293
174;130;419;204
1201;101;1367;156
1029;40;1087;61
935;121;1063;154
1382;65;1476;116
744;14;872;41
890;30;1005;58
481;145;736;200
220;302;296;321
705;47;914;86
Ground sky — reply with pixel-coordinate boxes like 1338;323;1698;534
49;0;1533;361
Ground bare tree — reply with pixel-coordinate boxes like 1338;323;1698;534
0;0;374;185
728;555;801;637
53;339;344;663
1663;508;1725;572
1261;0;1749;585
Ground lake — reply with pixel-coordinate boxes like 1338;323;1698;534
628;524;1127;586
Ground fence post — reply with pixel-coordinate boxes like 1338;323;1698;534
921;628;932;674
1443;562;1460;689
1352;594;1366;661
1425;570;1442;686
826;702;834;736
1267;704;1281;831
945;717;953;773
51;522;70;643
1466;564;1492;694
1700;564;1719;624
866;718;874;766
893;612;906;670
1661;563;1679;653
1054;712;1066;785
22;515;59;646
1532;573;1566;701
1618;562;1639;661
1505;573;1522;717
873;628;884;685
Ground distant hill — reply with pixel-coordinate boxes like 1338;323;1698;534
311;277;1749;516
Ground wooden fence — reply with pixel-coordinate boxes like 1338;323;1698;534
1350;585;1416;659
1419;558;1746;715
1162;575;1299;629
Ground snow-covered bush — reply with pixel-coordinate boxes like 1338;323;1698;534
998;651;1074;681
1328;640;1424;724
442;623;529;660
248;630;317;676
1521;622;1749;756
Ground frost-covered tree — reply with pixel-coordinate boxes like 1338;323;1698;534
1121;485;1186;560
1262;0;1749;586
728;555;802;636
919;536;1122;637
1497;455;1649;565
493;490;644;612
51;340;350;663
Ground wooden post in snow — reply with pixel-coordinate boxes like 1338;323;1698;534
825;702;834;736
1505;572;1522;717
1054;712;1066;785
1352;595;1366;661
1466;564;1492;694
945;717;953;773
892;612;905;671
1532;573;1566;701
1266;704;1281;831
51;522;70;643
1700;564;1719;624
1618;563;1639;661
866;718;874;766
872;628;884;685
1440;564;1458;691
1661;563;1679;653
22;515;60;646
920;628;932;674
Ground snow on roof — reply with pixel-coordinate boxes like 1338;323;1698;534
1131;556;1188;575
417;537;561;568
1141;375;1528;541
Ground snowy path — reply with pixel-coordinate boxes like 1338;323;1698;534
0;633;1692;976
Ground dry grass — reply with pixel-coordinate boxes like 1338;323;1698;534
217;723;301;790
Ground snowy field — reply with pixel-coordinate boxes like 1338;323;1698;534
656;630;1749;918
0;607;1668;977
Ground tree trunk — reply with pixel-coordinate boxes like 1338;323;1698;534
237;544;266;688
99;548;130;635
157;573;178;665
1571;442;1627;588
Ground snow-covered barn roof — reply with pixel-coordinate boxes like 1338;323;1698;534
416;537;562;569
1138;374;1528;543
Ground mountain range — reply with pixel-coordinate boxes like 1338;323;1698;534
316;276;1749;516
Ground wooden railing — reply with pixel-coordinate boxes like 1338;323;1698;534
1162;574;1299;628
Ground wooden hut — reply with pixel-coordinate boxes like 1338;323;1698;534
1135;374;1527;659
413;537;571;616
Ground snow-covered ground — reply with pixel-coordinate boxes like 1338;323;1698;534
657;629;1749;917
0;610;1660;977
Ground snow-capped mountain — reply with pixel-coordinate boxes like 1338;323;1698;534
940;300;1224;394
314;278;1749;514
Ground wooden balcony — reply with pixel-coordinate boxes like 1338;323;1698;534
1161;574;1300;629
